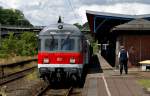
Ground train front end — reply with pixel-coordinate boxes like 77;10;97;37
38;22;86;84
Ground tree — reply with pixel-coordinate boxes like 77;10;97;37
0;7;32;26
73;23;82;30
1;33;18;56
17;32;37;56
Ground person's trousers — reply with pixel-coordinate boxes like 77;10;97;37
120;60;128;74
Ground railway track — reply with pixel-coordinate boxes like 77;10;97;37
36;86;74;96
0;66;36;85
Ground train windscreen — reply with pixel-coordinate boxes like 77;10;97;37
44;38;77;51
61;38;75;51
45;39;58;51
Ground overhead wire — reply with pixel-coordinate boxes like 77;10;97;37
66;0;78;19
66;0;82;24
39;0;82;24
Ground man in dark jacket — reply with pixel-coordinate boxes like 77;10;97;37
118;46;129;75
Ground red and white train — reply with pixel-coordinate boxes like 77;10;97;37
38;19;91;85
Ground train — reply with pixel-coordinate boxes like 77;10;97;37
38;18;92;86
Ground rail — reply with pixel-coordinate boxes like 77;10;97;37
35;86;73;96
35;83;49;96
0;66;36;85
0;58;37;67
0;58;37;79
65;87;73;96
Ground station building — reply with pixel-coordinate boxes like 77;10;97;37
86;10;150;67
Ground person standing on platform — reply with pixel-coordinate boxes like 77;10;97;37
118;46;129;75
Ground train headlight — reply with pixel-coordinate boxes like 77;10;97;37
43;58;49;64
70;58;75;64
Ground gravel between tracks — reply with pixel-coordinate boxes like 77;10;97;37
1;73;46;96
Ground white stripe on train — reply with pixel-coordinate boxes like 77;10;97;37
38;64;83;68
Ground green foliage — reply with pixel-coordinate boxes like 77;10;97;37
0;7;32;26
74;23;82;30
82;22;89;30
0;50;8;58
138;79;150;88
18;32;37;56
92;40;99;54
0;32;37;58
1;33;18;55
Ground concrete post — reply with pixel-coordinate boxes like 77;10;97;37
115;38;120;68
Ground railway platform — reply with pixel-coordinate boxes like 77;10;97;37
82;54;150;96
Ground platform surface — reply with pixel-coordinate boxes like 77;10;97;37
82;73;149;96
82;54;149;96
97;54;113;70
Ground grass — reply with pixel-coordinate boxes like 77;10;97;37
138;79;150;88
25;69;39;80
0;56;37;65
2;61;37;76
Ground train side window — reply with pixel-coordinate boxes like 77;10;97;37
38;39;41;51
78;39;82;51
45;39;58;51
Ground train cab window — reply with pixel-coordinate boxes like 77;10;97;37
45;39;58;51
61;38;75;51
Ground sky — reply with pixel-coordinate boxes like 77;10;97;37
0;0;150;26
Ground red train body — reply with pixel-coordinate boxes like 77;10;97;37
38;20;91;85
38;52;83;64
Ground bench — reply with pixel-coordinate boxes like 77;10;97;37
139;60;150;71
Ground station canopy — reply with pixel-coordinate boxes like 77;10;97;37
112;19;150;31
86;10;150;42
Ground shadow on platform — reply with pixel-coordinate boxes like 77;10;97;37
88;54;103;74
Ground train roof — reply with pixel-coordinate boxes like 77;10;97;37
39;23;82;36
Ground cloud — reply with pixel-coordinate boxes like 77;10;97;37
20;0;82;25
80;0;150;5
0;0;21;9
0;0;150;26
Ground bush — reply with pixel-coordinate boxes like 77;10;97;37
0;32;38;58
92;40;99;54
1;33;18;55
19;32;37;56
0;50;8;58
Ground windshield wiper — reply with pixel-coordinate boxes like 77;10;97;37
61;34;70;46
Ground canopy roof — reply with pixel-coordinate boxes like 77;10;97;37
86;10;150;42
86;10;150;34
139;60;150;65
112;19;150;31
